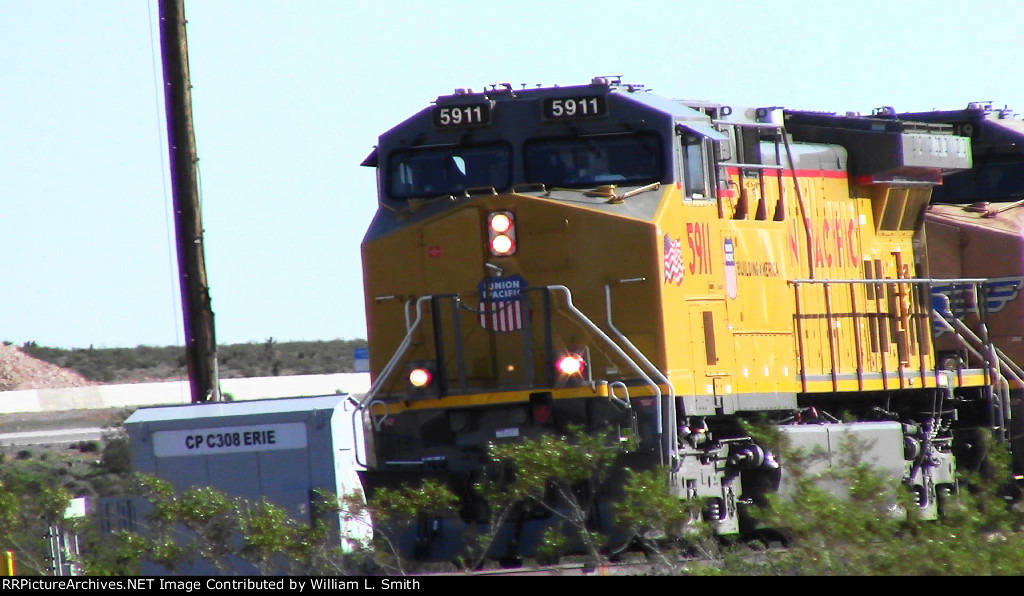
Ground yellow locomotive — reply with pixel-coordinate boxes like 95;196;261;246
357;77;1005;559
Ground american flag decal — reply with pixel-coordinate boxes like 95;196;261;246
478;274;528;332
664;234;684;285
479;300;523;332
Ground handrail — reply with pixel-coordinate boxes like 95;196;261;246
932;293;1017;441
529;285;663;462
604;281;677;468
357;295;433;411
780;128;816;279
356;287;661;456
933;294;1023;386
348;394;369;469
996;346;1024;382
353;295;431;467
787;277;1012;442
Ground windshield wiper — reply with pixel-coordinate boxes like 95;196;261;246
585;182;661;203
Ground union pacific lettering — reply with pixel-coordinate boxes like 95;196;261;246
481;279;523;300
789;217;859;269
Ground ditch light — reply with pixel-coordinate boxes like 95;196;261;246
405;361;439;399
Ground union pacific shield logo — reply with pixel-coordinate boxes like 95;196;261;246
478;274;527;332
931;276;1024;335
724;238;737;300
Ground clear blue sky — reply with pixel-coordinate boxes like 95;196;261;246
2;0;1021;349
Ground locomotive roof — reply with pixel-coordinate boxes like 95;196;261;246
784;108;957;135
362;78;724;167
429;78;713;120
900;103;1024;151
783;107;971;180
900;103;1024;203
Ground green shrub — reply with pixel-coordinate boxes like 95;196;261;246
101;438;132;476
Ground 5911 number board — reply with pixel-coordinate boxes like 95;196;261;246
433;103;491;128
543;96;607;119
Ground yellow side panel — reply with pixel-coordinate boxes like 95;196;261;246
657;196;721;396
684;301;734;399
421;207;486;294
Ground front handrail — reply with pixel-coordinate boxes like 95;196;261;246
357;295;433;411
357;285;663;460
604;281;677;467
535;285;664;463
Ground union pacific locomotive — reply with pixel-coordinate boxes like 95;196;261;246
355;77;1011;560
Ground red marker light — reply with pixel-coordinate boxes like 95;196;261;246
532;403;551;425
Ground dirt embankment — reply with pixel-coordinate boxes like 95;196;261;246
0;343;95;391
0;344;124;433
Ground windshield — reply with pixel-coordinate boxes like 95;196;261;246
524;133;663;188
388;144;511;200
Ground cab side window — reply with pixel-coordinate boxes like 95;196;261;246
682;134;710;199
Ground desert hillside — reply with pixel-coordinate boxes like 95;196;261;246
0;344;95;390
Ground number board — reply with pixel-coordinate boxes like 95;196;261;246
433;103;492;128
543;96;608;120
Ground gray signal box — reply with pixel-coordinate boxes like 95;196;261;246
124;394;370;574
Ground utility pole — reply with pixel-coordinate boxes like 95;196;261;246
158;0;220;403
